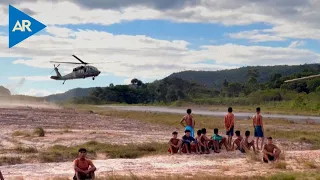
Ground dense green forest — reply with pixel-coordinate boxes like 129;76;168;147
169;63;320;87
71;66;320;112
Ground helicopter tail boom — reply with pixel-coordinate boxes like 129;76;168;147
50;65;62;80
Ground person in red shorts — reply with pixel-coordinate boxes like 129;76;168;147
168;131;182;154
73;148;96;180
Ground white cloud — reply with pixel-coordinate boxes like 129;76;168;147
1;0;319;41
228;30;286;42
46;26;75;38
0;26;320;82
8;76;51;81
288;41;306;48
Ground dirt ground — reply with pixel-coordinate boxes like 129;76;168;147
0;103;319;179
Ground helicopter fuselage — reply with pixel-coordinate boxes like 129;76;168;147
50;65;101;81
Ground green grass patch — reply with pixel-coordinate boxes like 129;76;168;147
0;156;22;166
14;146;38;153
304;161;318;169
39;141;167;163
273;161;287;169
64;104;320;149
12;131;31;137
266;129;320;149
79;171;320;180
34;127;45;137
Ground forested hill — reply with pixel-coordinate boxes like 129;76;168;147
45;87;95;102
44;63;320;103
168;64;320;87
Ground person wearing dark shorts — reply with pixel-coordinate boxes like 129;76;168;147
232;130;243;151
212;128;231;151
253;107;265;150
73;148;96;180
182;130;197;154
240;130;256;154
226;126;234;136
263;154;275;163
224;107;235;147
263;137;281;163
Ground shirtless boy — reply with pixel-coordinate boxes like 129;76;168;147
180;109;195;137
195;129;203;153
199;128;211;154
253;107;265;150
263;137;281;163
225;107;235;147
168;131;182;154
232;130;243;150
240;130;256;153
73;148;96;180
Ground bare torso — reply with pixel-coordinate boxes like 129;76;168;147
253;114;263;126
264;144;277;153
234;136;243;147
184;114;193;126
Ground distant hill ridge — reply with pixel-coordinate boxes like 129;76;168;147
0;86;11;96
168;64;320;87
45;87;96;102
44;63;320;102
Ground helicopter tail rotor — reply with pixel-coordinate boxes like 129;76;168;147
50;64;60;74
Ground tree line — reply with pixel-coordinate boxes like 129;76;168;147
71;68;320;105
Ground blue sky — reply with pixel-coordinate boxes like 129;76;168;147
0;1;320;96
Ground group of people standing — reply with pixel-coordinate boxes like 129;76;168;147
169;107;282;163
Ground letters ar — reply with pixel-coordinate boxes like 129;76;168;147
12;20;32;32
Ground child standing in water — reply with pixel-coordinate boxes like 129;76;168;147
253;107;265;150
180;109;195;137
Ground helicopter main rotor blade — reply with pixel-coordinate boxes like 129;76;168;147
50;61;83;64
284;74;320;83
72;55;88;65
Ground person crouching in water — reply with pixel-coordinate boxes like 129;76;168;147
180;109;195;138
73;148;96;180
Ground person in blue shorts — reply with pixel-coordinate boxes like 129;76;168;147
253;107;265;150
180;109;195;137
